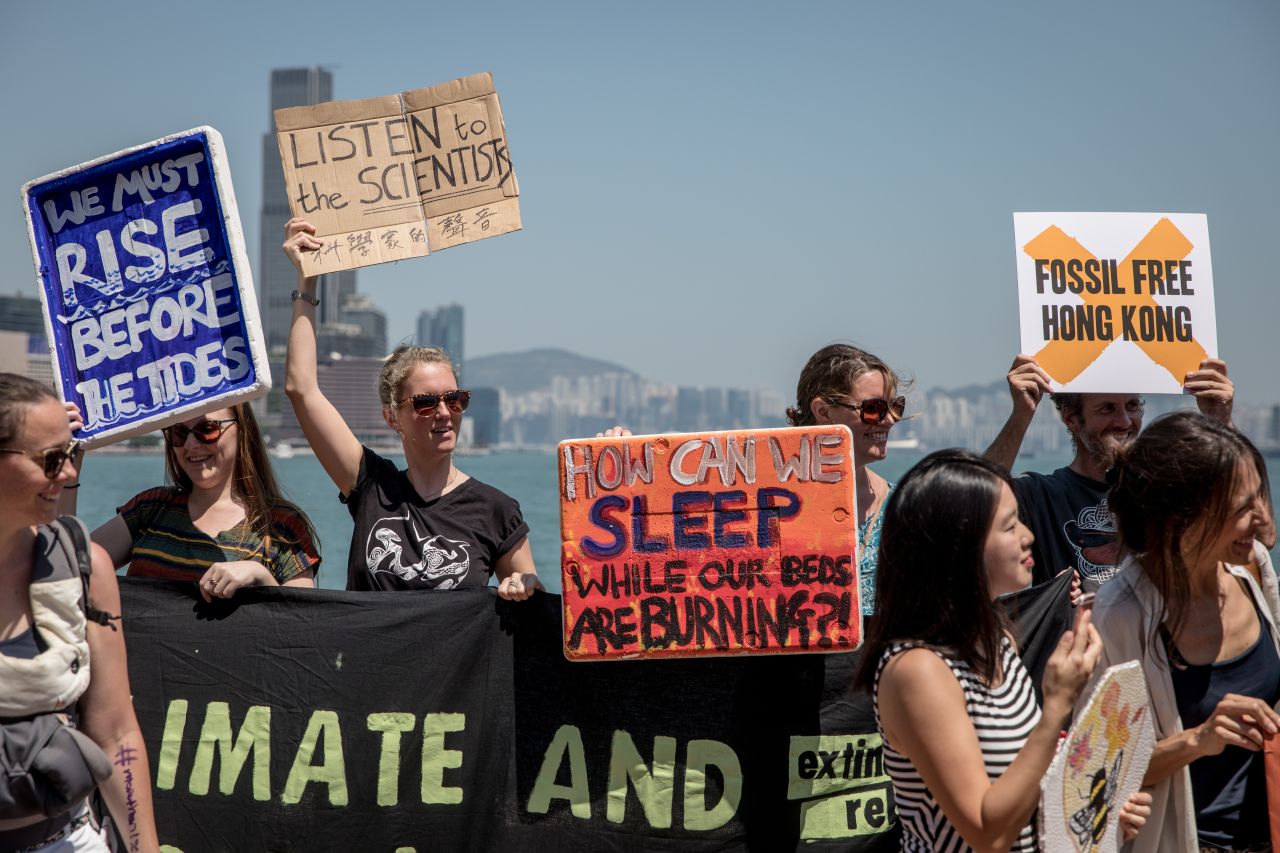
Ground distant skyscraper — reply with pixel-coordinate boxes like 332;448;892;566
259;67;356;354
416;304;465;374
339;295;388;356
468;388;501;447
0;294;45;336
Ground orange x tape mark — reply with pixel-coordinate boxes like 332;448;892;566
1023;218;1207;385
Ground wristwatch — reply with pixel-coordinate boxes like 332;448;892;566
291;289;320;306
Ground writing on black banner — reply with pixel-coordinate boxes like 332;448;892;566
559;427;860;661
119;582;903;852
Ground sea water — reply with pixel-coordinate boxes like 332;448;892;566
72;449;1280;593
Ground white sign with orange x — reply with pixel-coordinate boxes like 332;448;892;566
1013;212;1217;394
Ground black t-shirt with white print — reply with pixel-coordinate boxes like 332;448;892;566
341;447;530;591
1011;466;1120;593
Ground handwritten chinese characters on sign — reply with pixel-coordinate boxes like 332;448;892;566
274;72;521;275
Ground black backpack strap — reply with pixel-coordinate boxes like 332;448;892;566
54;515;119;632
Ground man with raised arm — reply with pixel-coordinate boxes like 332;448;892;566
984;354;1236;592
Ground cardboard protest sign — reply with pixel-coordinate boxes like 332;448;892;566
559;427;859;662
23;127;268;446
1039;662;1154;853
274;72;520;275
1013;212;1217;393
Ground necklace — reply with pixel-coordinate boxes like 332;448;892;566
414;464;459;500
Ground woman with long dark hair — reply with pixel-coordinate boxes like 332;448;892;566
74;402;319;599
855;449;1147;851
1097;411;1278;851
0;374;159;851
786;343;906;616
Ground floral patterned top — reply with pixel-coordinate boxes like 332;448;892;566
857;482;893;616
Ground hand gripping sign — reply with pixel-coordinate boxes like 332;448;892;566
1039;662;1154;853
1013;212;1218;394
273;72;520;275
23;127;269;446
559;426;860;662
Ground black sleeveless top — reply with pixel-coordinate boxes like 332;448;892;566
1170;581;1280;847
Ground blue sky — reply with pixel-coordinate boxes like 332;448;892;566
3;0;1277;404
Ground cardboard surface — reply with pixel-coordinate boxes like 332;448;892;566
274;72;520;274
22;127;269;446
559;426;860;662
1039;661;1154;853
1013;212;1217;393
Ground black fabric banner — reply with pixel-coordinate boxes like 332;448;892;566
119;580;904;852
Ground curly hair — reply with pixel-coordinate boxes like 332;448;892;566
785;344;905;427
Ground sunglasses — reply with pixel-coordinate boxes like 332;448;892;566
400;390;471;415
0;438;83;480
163;418;238;447
825;395;907;425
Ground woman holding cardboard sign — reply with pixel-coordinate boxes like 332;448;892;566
281;218;540;596
65;401;320;600
855;450;1150;852
786;343;905;616
1093;412;1278;852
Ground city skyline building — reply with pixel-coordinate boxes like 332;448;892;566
258;67;358;355
416;304;465;374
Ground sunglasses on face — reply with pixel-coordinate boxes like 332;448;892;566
826;395;907;425
163;418;238;447
0;438;83;479
400;390;471;415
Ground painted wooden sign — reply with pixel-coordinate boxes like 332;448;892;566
1013;212;1217;393
1040;662;1154;853
559;426;859;662
23;127;268;446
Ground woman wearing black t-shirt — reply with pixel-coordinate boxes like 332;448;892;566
281;219;541;595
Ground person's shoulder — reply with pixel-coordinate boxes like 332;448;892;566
1091;561;1148;636
455;476;520;509
120;485;181;511
878;645;964;701
268;503;315;536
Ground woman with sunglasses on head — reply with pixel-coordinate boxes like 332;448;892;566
0;374;160;852
786;344;907;616
282;219;539;596
1093;412;1278;852
68;403;319;600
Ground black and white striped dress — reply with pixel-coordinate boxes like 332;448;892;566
873;637;1041;853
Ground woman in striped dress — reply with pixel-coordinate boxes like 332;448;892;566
855;450;1147;852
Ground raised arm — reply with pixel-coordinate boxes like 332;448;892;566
984;354;1050;471
281;219;364;496
78;543;160;853
1184;357;1234;428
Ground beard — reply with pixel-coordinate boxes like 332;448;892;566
1076;427;1134;471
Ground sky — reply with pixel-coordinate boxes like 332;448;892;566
2;0;1277;405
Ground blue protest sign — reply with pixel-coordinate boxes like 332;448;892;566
23;126;268;446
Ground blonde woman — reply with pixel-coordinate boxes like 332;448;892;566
282;218;539;596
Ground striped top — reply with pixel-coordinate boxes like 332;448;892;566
119;487;320;583
873;636;1040;853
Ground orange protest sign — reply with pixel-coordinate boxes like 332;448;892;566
559;426;860;662
1013;213;1218;393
